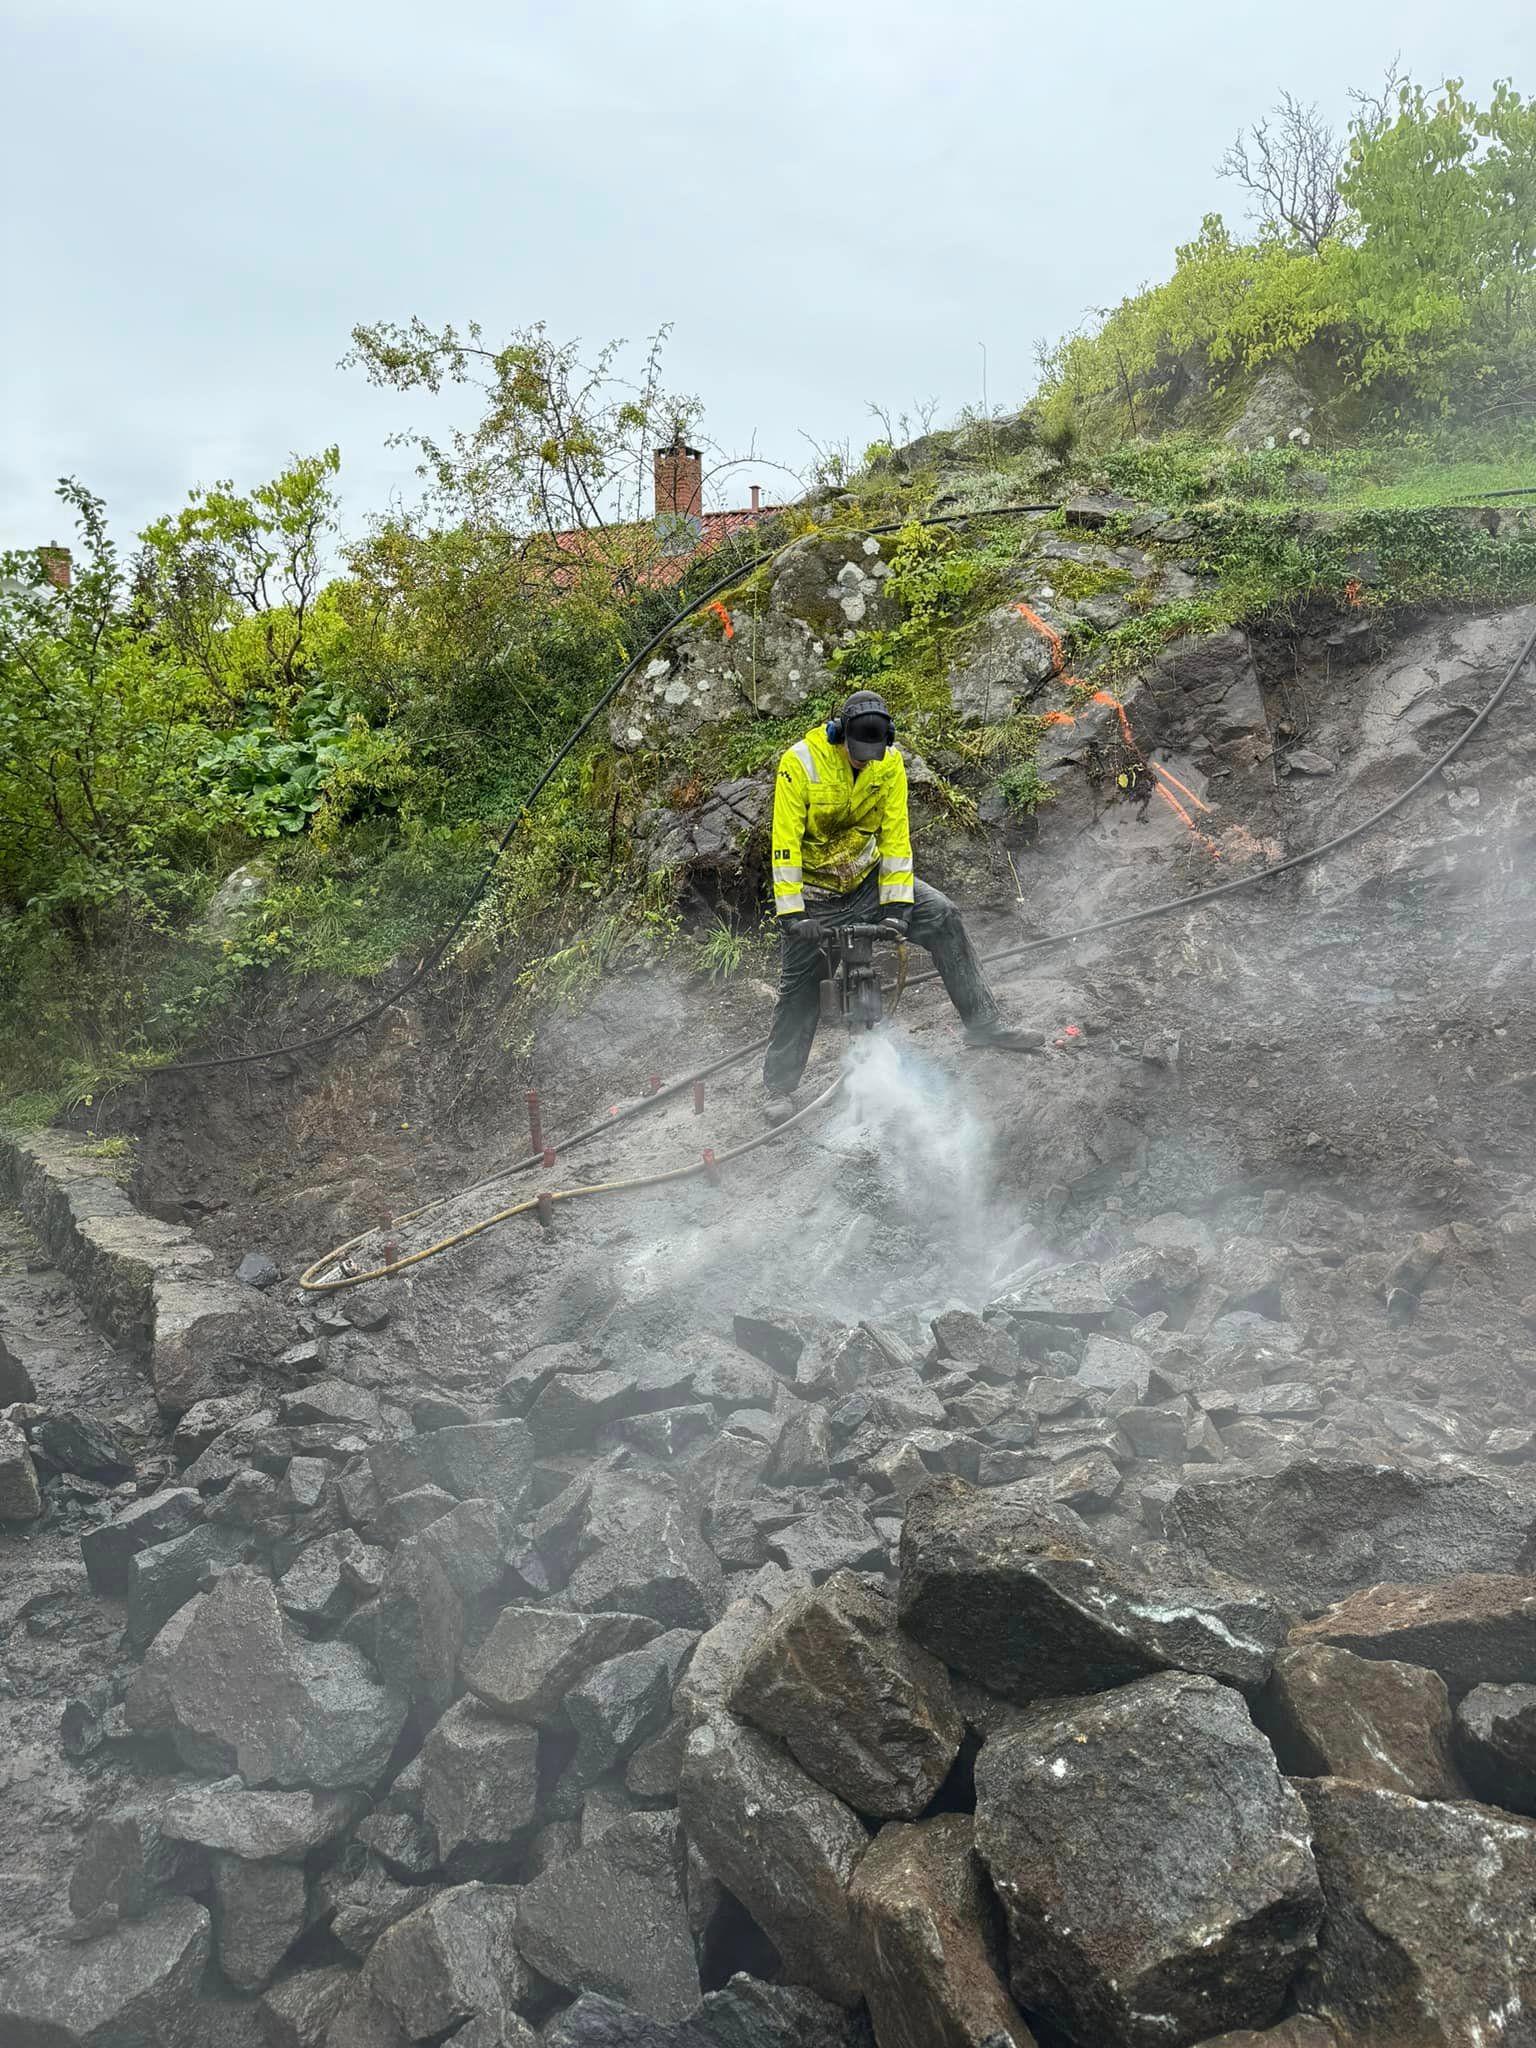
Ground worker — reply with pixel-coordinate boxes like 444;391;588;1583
763;688;1038;1122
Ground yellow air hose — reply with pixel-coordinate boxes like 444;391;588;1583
299;1069;847;1293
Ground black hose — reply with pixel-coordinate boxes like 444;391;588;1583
156;501;1061;1075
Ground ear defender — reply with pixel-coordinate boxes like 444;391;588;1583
825;717;844;743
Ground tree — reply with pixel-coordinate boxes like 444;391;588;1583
136;447;342;720
0;481;213;916
1339;77;1536;389
344;320;713;604
1221;92;1346;255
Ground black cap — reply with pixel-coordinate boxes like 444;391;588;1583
841;689;893;762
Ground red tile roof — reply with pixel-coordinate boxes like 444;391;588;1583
540;505;786;591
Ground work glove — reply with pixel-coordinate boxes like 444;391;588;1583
780;914;823;944
882;905;913;936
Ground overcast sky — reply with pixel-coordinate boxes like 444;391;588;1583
4;0;1530;551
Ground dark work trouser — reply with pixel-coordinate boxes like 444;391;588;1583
762;872;1001;1096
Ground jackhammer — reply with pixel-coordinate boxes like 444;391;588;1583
818;921;909;1033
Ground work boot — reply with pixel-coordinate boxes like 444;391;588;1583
761;1088;799;1128
964;1019;1046;1053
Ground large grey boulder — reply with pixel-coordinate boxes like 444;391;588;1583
975;1672;1322;2047
124;1570;406;1789
463;1607;662;1724
1454;1682;1536;1813
0;1896;211;2046
210;1852;306;1989
515;1813;700;2022
152;1274;291;1419
1288;1573;1536;1695
1149;1461;1536;1612
371;1419;536;1516
678;1715;868;2006
420;1698;540;1869
372;1539;465;1713
81;1486;202;1597
765;1500;886;1581
640;777;770;887
728;1571;963;1817
848;1814;1036;2048
900;1478;1286;1699
565;1483;726;1631
125;1521;251;1652
161;1777;360;1860
255;1964;351;2048
1257;1643;1462;1798
0;1419;43;1522
1298;1776;1536;2043
674;1568;811;1725
361;1883;531;2042
568;1629;698;1784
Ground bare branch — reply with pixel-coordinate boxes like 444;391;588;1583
1220;89;1345;253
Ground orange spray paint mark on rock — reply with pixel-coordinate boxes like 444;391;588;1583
1014;603;1064;675
708;601;735;639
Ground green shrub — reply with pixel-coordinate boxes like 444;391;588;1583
998;760;1057;817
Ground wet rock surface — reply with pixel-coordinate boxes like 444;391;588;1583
1256;1642;1463;1797
1298;1777;1536;2044
849;1814;1035;2048
728;1570;963;1818
975;1671;1321;2047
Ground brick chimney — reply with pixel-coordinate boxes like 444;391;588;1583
38;545;71;590
654;442;702;521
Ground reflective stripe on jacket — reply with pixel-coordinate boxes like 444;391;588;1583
770;725;914;916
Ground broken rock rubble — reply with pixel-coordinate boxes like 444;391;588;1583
14;1280;1536;2048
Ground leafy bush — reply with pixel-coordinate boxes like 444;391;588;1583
998;760;1057;817
195;686;354;837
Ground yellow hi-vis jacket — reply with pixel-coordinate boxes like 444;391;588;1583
770;724;914;917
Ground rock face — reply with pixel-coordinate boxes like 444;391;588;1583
900;1478;1285;1699
849;1814;1036;2048
1151;1462;1536;1611
1224;362;1317;450
641;777;770;888
1289;1574;1536;1694
678;1714;868;2006
0;1896;211;2046
613;532;896;751
1257;1643;1462;1798
1298;1776;1536;2044
728;1571;964;1818
124;1569;406;1789
514;1813;700;2022
975;1672;1322;2048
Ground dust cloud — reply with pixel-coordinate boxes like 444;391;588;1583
602;1032;1042;1334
